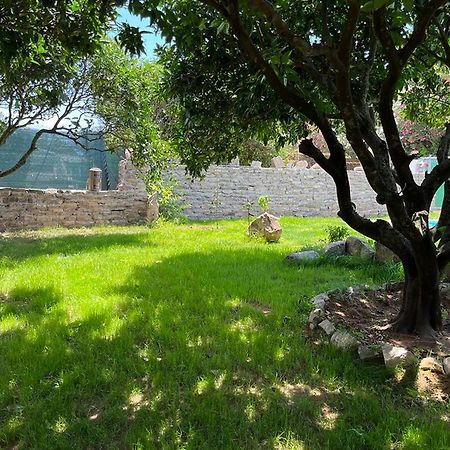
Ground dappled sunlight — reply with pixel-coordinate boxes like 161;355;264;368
123;390;150;418
0;222;449;448
50;416;69;434
273;431;306;449
318;403;340;431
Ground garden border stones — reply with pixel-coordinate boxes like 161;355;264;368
307;284;450;374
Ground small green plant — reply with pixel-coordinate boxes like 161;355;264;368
243;200;254;224
157;179;188;223
325;225;349;243
258;195;270;212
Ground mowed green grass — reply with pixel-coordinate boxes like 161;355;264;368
0;217;448;450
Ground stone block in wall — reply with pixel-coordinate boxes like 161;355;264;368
271;156;284;168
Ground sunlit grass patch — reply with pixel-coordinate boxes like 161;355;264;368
0;218;448;449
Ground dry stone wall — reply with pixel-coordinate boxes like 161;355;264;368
0;159;435;230
0;160;156;231
172;165;430;219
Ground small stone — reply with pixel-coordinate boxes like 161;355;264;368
251;161;262;168
358;345;381;361
285;250;319;263
382;344;417;369
345;236;375;259
330;331;359;351
308;308;324;325
419;357;443;373
318;319;335;335
311;293;329;310
443;357;450;376
326;288;341;297
324;241;346;257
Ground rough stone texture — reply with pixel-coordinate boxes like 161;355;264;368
375;241;400;263
0;159;155;231
324;240;346;257
358;345;381;361
330;331;359;351
382;344;417;369
443;357;450;376
248;213;282;242
311;293;329;309
171;165;430;220
308;308;324;327
346;236;375;258
295;161;308;169
318;319;335;335
285;250;319;263
271;156;284;168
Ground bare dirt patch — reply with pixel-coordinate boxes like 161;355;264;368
324;283;450;401
416;357;450;402
324;283;450;353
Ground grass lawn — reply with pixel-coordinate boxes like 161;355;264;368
0;217;448;449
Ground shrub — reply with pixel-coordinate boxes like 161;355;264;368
325;225;349;243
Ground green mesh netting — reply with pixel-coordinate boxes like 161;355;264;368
0;128;121;190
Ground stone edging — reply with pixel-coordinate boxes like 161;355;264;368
308;284;450;374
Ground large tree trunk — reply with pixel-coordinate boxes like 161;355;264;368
391;237;442;338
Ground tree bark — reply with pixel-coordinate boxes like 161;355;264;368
391;238;442;338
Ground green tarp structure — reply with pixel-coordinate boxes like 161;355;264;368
0;128;121;190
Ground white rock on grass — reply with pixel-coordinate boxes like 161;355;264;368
285;250;320;263
318;319;335;336
382;344;417;369
311;293;329;310
443;357;450;376
330;331;359;351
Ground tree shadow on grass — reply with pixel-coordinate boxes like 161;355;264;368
0;250;449;449
0;230;155;264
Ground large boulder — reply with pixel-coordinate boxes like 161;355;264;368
248;212;282;242
345;236;374;259
324;240;346;257
374;241;400;263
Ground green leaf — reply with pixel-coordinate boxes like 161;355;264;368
403;0;414;11
361;0;394;12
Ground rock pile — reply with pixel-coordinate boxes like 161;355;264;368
307;284;450;375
